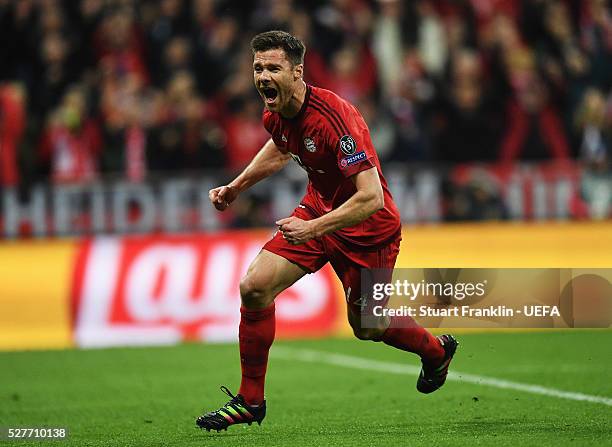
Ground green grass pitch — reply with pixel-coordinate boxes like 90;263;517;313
1;331;611;446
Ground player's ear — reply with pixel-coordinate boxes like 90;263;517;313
294;64;304;80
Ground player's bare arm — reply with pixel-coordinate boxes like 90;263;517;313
209;138;290;211
276;167;383;245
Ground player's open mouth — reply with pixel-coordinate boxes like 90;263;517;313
262;87;278;104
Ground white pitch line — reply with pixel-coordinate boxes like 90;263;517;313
271;347;612;407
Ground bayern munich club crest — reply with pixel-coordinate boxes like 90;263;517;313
304;137;317;152
339;135;357;155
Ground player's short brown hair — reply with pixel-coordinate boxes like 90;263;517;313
251;30;306;66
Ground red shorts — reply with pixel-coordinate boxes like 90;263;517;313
263;206;401;316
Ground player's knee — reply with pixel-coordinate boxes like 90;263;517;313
352;326;385;342
239;274;274;308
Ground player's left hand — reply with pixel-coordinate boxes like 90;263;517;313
275;217;318;245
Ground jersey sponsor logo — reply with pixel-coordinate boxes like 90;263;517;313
339;135;357;155
340;151;366;169
290;152;326;174
303;137;317;152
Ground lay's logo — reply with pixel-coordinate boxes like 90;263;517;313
72;234;341;347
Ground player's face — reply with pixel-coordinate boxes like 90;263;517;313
253;49;302;113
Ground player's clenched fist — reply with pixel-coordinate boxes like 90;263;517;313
209;185;238;211
275;216;318;245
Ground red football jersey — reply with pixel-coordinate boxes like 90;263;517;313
263;84;401;248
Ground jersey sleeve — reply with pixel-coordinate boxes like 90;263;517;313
326;111;375;178
262;110;286;151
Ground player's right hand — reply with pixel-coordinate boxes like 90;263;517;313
209;185;238;211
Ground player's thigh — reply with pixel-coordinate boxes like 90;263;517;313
239;249;308;308
333;239;400;339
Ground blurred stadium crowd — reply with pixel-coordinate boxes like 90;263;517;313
0;0;610;188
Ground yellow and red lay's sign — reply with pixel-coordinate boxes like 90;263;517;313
0;222;611;351
71;231;341;348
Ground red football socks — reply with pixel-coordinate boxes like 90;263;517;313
238;303;276;406
381;316;444;364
